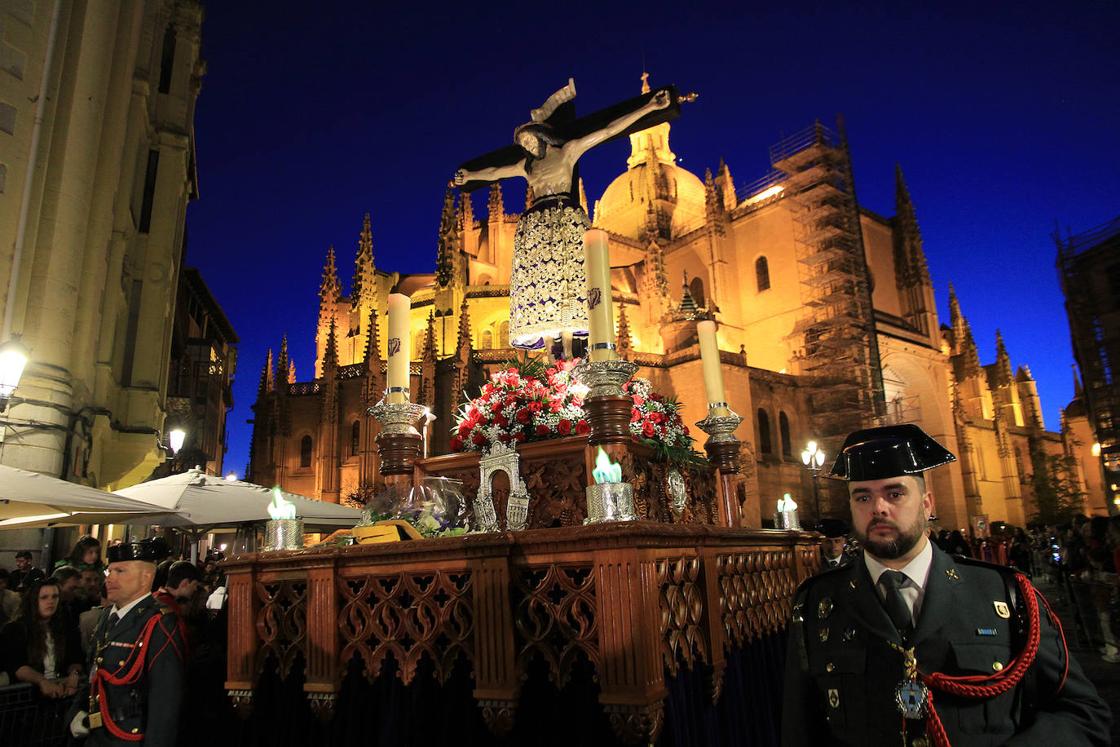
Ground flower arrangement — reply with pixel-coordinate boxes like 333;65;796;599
451;357;696;460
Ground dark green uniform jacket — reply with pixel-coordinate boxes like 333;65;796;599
68;594;186;746
781;544;1111;746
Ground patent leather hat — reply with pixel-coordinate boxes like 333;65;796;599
828;423;955;481
106;536;171;564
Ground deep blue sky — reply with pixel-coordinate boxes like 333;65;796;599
186;1;1120;478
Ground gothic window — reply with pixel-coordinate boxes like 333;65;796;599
779;411;792;458
299;435;313;468
158;26;177;94
756;256;771;292
757;409;772;455
481;330;493;349
689;277;706;309
350;420;360;457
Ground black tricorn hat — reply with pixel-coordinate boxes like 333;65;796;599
828;423;955;481
816;518;851;538
106;537;171;564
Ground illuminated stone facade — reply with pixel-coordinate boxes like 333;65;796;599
248;82;1096;529
0;1;203;489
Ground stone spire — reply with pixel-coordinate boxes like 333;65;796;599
287;360;296;384
323;318;339;371
948;284;981;376
258;348;274;395
363;308;381;367
704;168;723;219
276;335;289;385
616;302;633;359
994;329;1013;386
640;70;650;94
456;297;473;353
319;246;341;302
677;271;699;318
458;189;474;228
436;188;459;288
715;158;736;211
351;213;377;310
422;312;437;360
894;165;931;286
487;182;504;222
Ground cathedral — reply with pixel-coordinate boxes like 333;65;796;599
247;81;1097;530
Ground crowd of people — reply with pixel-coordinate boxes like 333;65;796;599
0;535;231;745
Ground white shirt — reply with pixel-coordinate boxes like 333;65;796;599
109;592;151;624
864;538;934;626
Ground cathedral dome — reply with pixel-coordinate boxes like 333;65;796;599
593;117;706;242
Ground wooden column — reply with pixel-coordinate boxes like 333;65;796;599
304;559;340;718
469;548;519;735
224;563;259;716
594;546;666;745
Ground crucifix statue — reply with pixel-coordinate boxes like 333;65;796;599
453;77;683;351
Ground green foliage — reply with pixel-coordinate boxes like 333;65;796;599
501;351;549;382
1029;450;1084;526
640;437;707;469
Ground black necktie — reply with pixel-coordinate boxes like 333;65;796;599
878;570;914;640
106;611;120;632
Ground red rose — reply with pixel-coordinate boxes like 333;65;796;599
558;419;572;435
495;414;509;428
458;422;472;436
575;420;590;435
529;401;543;413
535;424;551;436
472;432;487;446
516;409;531;425
515;431;526;442
631;410;641;423
642;421;656;438
632;395;645;406
450;435;463;451
491;400;503;414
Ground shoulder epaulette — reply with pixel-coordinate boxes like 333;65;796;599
951;555;1017;576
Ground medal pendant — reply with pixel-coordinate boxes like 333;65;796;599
894;680;929;719
88;710;103;729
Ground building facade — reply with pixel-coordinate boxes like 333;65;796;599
248;79;1095;530
0;0;203;489
1057;215;1120;516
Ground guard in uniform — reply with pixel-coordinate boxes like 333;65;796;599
782;424;1111;747
817;518;853;571
68;538;186;745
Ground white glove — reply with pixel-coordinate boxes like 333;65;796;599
70;710;90;738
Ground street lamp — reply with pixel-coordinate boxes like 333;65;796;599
801;440;827;519
168;428;186;454
0;339;29;413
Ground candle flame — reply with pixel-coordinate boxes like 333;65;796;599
268;487;298;520
777;493;798;512
592;447;623;484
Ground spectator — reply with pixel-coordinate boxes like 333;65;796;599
77;581;109;659
55;534;102;572
1009;528;1033;576
0;579;82;698
0;570;19;624
52;565;92;621
9;550;45;592
945;529;972;557
78;566;101;604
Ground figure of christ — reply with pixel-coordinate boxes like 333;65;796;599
453;80;676;351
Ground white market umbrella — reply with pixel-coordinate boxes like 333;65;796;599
0;464;175;528
113;468;361;531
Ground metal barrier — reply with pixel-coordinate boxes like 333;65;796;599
0;683;70;746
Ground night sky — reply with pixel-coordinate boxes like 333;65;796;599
185;1;1120;479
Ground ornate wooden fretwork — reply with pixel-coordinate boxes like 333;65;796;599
513;564;598;687
255;580;307;680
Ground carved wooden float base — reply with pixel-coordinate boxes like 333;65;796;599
224;522;820;744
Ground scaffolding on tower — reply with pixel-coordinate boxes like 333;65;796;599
770;121;886;495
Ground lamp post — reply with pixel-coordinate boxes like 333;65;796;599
0;339;29;413
800;440;827;520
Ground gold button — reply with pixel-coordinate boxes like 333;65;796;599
912;738;929;747
992;661;1004;672
131;728;139;734
826;662;835;672
119;660;126;667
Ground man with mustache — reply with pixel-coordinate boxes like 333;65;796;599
781;424;1110;746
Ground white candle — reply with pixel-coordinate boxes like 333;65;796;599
697;320;730;416
387;293;411;403
583;229;616;362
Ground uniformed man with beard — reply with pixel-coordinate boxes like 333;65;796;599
781;424;1110;747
